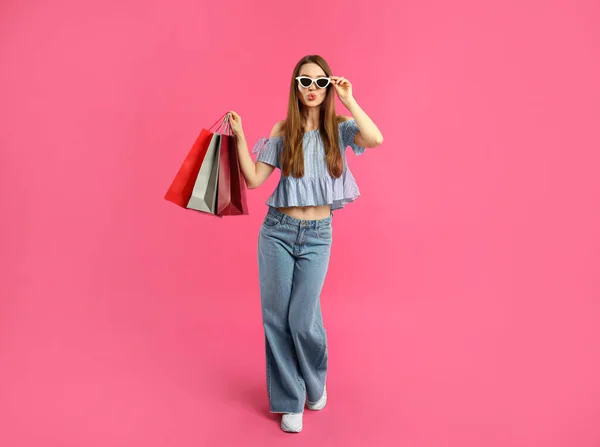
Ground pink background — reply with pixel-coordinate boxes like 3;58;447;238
2;0;599;445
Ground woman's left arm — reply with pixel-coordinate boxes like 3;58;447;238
332;76;384;147
345;98;384;147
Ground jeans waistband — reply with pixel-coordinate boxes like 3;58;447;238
266;206;333;228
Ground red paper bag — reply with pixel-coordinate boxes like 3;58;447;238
219;135;249;216
164;129;213;207
216;134;232;216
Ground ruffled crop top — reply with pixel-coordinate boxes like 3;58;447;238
252;119;366;211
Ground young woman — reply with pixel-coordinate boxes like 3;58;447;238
228;54;383;433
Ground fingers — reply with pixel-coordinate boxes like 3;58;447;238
227;111;241;122
330;76;350;86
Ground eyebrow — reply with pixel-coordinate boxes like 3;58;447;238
299;74;327;77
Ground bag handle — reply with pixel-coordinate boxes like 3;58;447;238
208;112;232;135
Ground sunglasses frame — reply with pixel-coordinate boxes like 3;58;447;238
295;76;331;89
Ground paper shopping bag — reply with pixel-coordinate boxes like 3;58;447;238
216;134;232;216
164;129;213;207
166;112;250;217
186;132;221;214
218;134;249;216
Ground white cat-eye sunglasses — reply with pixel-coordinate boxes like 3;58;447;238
295;76;331;89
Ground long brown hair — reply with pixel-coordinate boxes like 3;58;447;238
280;55;344;179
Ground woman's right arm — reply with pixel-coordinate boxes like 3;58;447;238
233;118;284;189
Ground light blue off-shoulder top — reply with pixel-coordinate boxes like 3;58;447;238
252;119;366;210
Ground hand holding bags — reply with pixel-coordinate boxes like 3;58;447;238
164;113;249;216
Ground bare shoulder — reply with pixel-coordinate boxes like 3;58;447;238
270;120;286;137
337;115;353;122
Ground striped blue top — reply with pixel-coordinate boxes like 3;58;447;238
252;119;365;210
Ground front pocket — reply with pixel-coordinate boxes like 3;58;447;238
317;224;333;241
263;217;281;228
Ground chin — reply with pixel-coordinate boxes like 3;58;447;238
304;101;323;108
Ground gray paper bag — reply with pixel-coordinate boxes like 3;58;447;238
187;133;221;213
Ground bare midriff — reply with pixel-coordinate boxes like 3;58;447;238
277;205;332;221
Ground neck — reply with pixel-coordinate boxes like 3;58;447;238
302;106;321;130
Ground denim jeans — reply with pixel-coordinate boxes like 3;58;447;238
257;206;333;413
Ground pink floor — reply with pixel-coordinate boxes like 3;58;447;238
2;283;599;446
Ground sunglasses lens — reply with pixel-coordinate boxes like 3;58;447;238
316;78;329;88
299;78;312;87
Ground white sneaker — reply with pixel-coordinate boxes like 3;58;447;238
281;413;303;433
306;385;327;410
